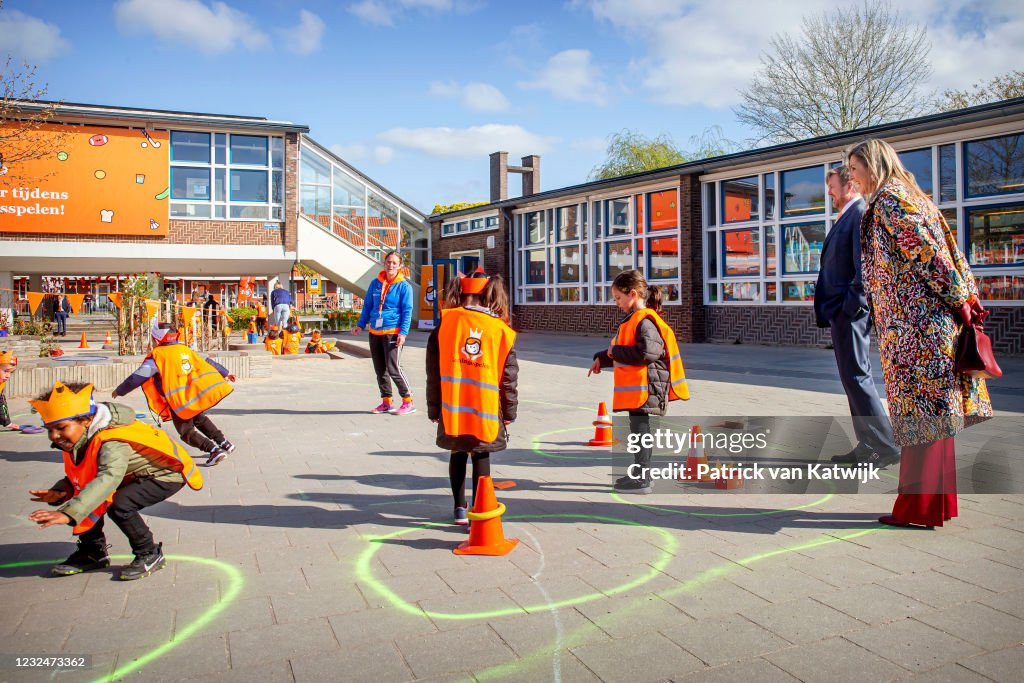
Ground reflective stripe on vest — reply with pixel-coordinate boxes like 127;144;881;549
611;309;689;411
146;344;233;420
437;308;515;443
65;421;203;535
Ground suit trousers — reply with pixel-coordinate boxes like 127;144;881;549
830;310;898;457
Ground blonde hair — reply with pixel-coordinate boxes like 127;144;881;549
845;139;924;199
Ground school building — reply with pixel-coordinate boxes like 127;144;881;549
428;97;1024;354
0;101;428;320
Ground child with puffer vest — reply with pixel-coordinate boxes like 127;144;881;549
589;270;688;494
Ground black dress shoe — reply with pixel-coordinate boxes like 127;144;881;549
830;450;860;464
865;451;900;469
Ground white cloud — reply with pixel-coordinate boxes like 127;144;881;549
114;0;267;54
281;9;325;55
377;124;557;159
347;0;482;26
580;0;1024;108
429;80;510;112
0;9;68;63
519;49;608;105
329;143;397;165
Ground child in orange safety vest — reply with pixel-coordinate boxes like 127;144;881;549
264;325;283;355
304;329;335;354
27;381;201;580
588;270;688;494
282;318;302;355
247;317;259;344
112;323;237;466
426;268;518;526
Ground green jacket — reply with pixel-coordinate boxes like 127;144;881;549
52;402;184;525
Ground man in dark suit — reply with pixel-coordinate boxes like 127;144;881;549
815;165;899;467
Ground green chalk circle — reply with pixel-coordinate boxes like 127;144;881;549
355;515;676;620
0;555;242;683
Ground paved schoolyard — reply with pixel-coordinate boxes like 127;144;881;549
1;334;1023;683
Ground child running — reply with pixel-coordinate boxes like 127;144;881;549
27;381;202;580
426;268;518;525
1;350;19;431
113;323;236;466
588;270;688;493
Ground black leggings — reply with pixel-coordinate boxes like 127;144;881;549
449;451;491;509
79;478;184;555
369;333;411;399
171;411;226;453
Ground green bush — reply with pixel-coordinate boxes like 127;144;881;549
226;307;257;331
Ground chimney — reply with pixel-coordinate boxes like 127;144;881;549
490;151;508;202
519;155;540;197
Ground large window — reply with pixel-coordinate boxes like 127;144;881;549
705;129;1024;305
515;189;679;305
171;130;283;220
442;213;499;237
965;134;1024;198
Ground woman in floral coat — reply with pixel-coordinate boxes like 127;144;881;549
846;139;992;529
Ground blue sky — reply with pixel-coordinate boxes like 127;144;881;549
2;0;1022;212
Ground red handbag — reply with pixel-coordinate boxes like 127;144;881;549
955;311;1002;379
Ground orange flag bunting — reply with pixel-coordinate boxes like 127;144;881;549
26;291;45;315
107;292;123;310
65;293;85;315
181;306;198;328
144;299;161;319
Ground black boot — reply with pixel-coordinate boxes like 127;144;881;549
51;540;111;577
119;542;166;581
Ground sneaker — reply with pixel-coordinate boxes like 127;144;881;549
205;447;227;467
51;541;110;577
390;400;416;415
119;543;166;581
614;479;653;494
454;506;469;525
371;400;392;414
219;439;236;454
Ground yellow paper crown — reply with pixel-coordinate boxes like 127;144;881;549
29;381;97;425
0;350;16;367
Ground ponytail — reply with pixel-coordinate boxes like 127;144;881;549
646;285;663;314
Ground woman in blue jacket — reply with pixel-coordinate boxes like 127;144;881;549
352;251;416;414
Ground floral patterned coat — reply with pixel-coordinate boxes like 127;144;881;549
861;179;992;446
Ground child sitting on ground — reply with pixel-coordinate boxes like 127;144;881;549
304;329;336;354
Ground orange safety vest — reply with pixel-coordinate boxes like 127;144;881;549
282;330;301;354
612;308;689;412
247;321;256;334
255;302;266;317
264;336;282;355
438;307;515;443
140;344;234;421
64;421;202;535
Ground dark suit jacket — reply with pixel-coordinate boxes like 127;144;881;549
814;197;868;328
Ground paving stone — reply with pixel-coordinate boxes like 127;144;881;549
327;607;438;649
913;602;1024;650
884;571;998;609
63;612;175;653
176;596;276;636
957;645;1024;682
108;633;231;681
934;558;1024;593
176;659;294;683
227;618;340;668
765;636;908;683
486;607;610;655
671;657;799;682
662;613;794;666
741;597;866;643
394;624;516;679
900;662;994;682
571;632;704;681
724;566;837;605
658;576;773;621
844;618;983;673
289;642;413;682
812;584;934;625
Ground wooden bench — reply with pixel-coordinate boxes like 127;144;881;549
297;315;328;331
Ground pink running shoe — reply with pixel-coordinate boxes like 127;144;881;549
371;401;392;414
391;400;417;415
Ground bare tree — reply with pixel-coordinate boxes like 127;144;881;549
734;1;932;145
935;70;1024;112
0;56;68;185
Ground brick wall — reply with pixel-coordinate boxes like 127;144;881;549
284;132;300;252
514;304;694;339
0;220;286;246
429;217;510;282
705;305;1024;355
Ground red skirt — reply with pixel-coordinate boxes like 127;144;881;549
891;437;957;527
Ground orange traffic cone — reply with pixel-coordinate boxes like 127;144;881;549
454;476;518;556
104;331;112;344
78;332;89;349
588;402;615;446
680;425;708;481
